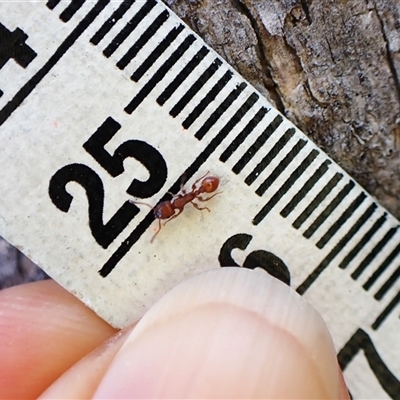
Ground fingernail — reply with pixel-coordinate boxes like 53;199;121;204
94;267;347;399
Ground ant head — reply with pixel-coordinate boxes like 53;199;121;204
202;176;219;193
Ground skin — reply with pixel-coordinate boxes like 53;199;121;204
0;267;350;399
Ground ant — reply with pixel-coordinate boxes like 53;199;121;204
130;172;220;243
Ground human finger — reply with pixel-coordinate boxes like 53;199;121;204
88;267;349;398
0;280;117;399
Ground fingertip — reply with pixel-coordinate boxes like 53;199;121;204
94;267;349;399
0;280;117;399
39;326;133;399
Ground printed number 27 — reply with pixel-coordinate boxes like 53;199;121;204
338;328;400;398
48;117;167;248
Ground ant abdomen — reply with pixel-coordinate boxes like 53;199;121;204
154;201;175;219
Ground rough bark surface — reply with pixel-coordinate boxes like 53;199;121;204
1;0;400;287
0;236;48;289
165;0;400;216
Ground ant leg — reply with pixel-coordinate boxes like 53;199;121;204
167;175;187;196
191;201;210;212
164;208;183;225
191;171;210;191
129;199;153;209
180;177;188;195
150;218;162;243
150;206;181;243
196;192;222;202
178;173;188;194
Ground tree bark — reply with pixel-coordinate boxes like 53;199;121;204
164;0;400;218
0;236;48;289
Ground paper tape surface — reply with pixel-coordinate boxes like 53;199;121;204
0;2;399;398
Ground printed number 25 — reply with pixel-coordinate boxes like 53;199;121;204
48;117;167;248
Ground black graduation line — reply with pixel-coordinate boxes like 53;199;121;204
194;82;249;140
120;10;171;71
156;46;209;105
183;71;233;130
46;0;61;10
363;239;400;291
99;92;260;277
230;114;282;174
303;180;355;239
255;139;307;197
375;265;400;301
244;128;295;186
253;149;319;224
90;0;136;45
281;159;331;218
372;290;400;330
169;58;223;117
131;24;184;82
296;202;377;295
316;193;367;249
339;213;387;269
292;173;343;229
98;210;155;277
0;0;110;127
60;0;85;22
103;0;157;58
117;10;170;70
124;34;196;114
352;227;399;281
197;92;260;147
219;107;270;163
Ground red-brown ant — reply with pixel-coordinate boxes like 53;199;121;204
130;172;220;243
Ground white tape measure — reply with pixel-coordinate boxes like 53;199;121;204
0;2;399;398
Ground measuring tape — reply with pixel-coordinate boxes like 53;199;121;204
0;2;399;398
